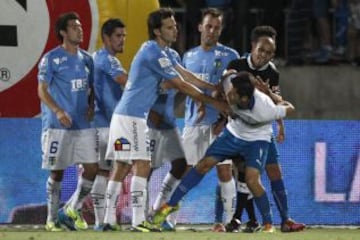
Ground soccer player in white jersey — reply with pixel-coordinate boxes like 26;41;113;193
90;18;128;231
103;8;228;232
225;26;305;233
38;12;98;231
181;8;240;231
153;71;295;234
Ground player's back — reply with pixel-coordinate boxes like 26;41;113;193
227;90;286;142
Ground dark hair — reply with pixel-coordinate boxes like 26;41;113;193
101;18;126;40
231;72;255;98
201;7;223;21
55;12;80;42
147;8;175;40
250;25;277;42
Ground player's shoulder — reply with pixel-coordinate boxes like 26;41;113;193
216;44;239;56
79;48;92;59
267;61;279;76
227;57;246;69
183;46;201;57
138;40;162;58
268;61;278;71
43;46;64;59
167;47;181;61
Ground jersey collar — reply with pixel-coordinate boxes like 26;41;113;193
247;54;269;71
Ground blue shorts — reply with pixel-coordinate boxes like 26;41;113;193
205;128;269;173
266;136;280;165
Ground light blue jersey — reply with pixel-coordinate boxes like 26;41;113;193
182;43;239;126
113;40;179;118
147;48;181;130
92;47;126;127
38;46;94;131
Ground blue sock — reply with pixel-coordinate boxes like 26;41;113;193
168;167;204;206
254;192;273;224
271;179;289;223
214;184;224;223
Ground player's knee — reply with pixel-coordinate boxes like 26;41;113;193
170;158;187;178
266;163;282;181
195;157;217;174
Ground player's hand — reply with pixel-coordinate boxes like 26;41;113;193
212;115;227;136
253;75;270;94
56;109;72;128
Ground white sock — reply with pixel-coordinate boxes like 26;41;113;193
90;175;107;226
104;180;122;225
220;178;236;224
153;173;180;211
67;176;93;210
46;177;61;223
131;176;147;227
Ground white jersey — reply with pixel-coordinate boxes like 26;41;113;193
223;76;286;142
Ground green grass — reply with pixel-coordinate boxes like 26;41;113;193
0;227;359;240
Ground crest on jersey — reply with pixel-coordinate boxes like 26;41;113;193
114;137;131;151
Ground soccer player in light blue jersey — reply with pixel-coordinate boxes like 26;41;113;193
90;18;128;231
181;8;240;231
103;8;229;232
153;71;295;234
38;12;98;232
146;49;187;231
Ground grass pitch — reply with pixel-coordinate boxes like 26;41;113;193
0;225;359;240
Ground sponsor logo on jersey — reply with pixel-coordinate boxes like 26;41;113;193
158;57;171;68
53;56;67;65
214;50;229;57
71;78;88;91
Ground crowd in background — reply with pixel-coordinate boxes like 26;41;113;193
159;0;360;66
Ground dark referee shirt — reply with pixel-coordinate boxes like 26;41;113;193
226;55;281;95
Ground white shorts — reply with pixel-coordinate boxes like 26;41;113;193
182;125;232;166
106;114;151;163
96;127;113;171
148;127;185;169
41;128;97;170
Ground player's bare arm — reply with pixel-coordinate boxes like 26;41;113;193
174;64;217;91
169;76;230;115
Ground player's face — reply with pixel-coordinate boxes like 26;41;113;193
199;14;222;48
158;16;178;46
107;27;126;54
227;86;250;109
64;19;83;45
251;37;276;68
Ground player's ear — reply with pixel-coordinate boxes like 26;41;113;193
60;29;67;39
153;28;161;38
198;23;202;32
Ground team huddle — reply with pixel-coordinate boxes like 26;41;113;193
38;7;305;233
